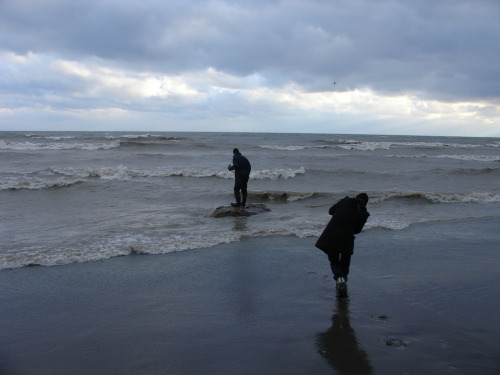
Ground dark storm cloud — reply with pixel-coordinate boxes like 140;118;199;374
1;0;499;102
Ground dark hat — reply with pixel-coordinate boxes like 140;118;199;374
233;148;239;154
356;193;369;205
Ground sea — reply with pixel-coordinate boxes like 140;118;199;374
1;131;499;270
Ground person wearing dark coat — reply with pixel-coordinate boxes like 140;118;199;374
316;193;370;296
228;148;251;207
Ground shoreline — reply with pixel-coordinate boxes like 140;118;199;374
1;218;499;374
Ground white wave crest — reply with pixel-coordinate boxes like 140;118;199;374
0;140;120;151
388;154;500;162
251;167;306;180
0;225;327;270
0;178;85;190
24;134;76;140
393;141;480;149
0;232;243;270
372;191;500;204
364;218;412;231
435;154;500;162
52;166;131;180
337;140;392;151
109;134;156;139
259;145;308;151
51;166;306;180
424;192;500;203
324;139;482;151
105;134;184;142
386;154;428;159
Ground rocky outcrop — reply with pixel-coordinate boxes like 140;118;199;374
210;203;271;218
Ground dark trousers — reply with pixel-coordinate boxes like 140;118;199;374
327;250;352;281
234;175;249;204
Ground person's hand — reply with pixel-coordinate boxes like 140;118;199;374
228;165;232;171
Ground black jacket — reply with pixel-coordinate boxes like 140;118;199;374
315;196;370;254
228;153;251;177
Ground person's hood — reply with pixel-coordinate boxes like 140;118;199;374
355;193;369;206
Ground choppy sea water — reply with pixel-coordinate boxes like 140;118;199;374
1;131;499;269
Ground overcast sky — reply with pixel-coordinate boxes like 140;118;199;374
1;0;499;136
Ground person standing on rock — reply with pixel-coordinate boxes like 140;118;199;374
228;148;251;208
315;193;370;297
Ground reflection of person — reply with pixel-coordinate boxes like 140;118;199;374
316;299;373;375
233;216;248;232
315;193;369;296
228;148;251;208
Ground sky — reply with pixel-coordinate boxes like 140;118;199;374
1;0;499;136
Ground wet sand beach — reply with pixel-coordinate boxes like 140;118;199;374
1;218;499;375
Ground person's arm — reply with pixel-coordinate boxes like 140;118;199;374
328;201;341;215
353;206;370;234
228;156;238;171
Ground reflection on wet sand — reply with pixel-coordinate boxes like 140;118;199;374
233;216;248;232
316;298;373;375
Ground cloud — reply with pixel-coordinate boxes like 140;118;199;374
0;0;499;135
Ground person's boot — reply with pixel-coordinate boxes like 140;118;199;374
241;196;247;208
231;193;241;207
336;277;347;298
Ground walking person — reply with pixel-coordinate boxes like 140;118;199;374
228;148;251;208
315;193;370;297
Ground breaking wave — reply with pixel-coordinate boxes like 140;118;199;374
389;154;500;162
24;134;76;140
105;134;185;141
0;166;307;191
0;232;243;270
259;145;308;151
50;166;306;181
1;213;488;270
251;167;306;180
0;178;85;191
0;140;120;151
246;190;500;205
434;154;500;162
318;139;486;151
247;190;500;205
372;192;500;204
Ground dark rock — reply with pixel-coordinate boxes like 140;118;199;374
210;203;271;218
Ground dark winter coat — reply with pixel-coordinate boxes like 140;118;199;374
229;153;251;178
315;196;370;254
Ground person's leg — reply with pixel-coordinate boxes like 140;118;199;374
327;251;342;281
241;176;249;207
338;251;352;282
233;179;242;205
328;250;348;297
